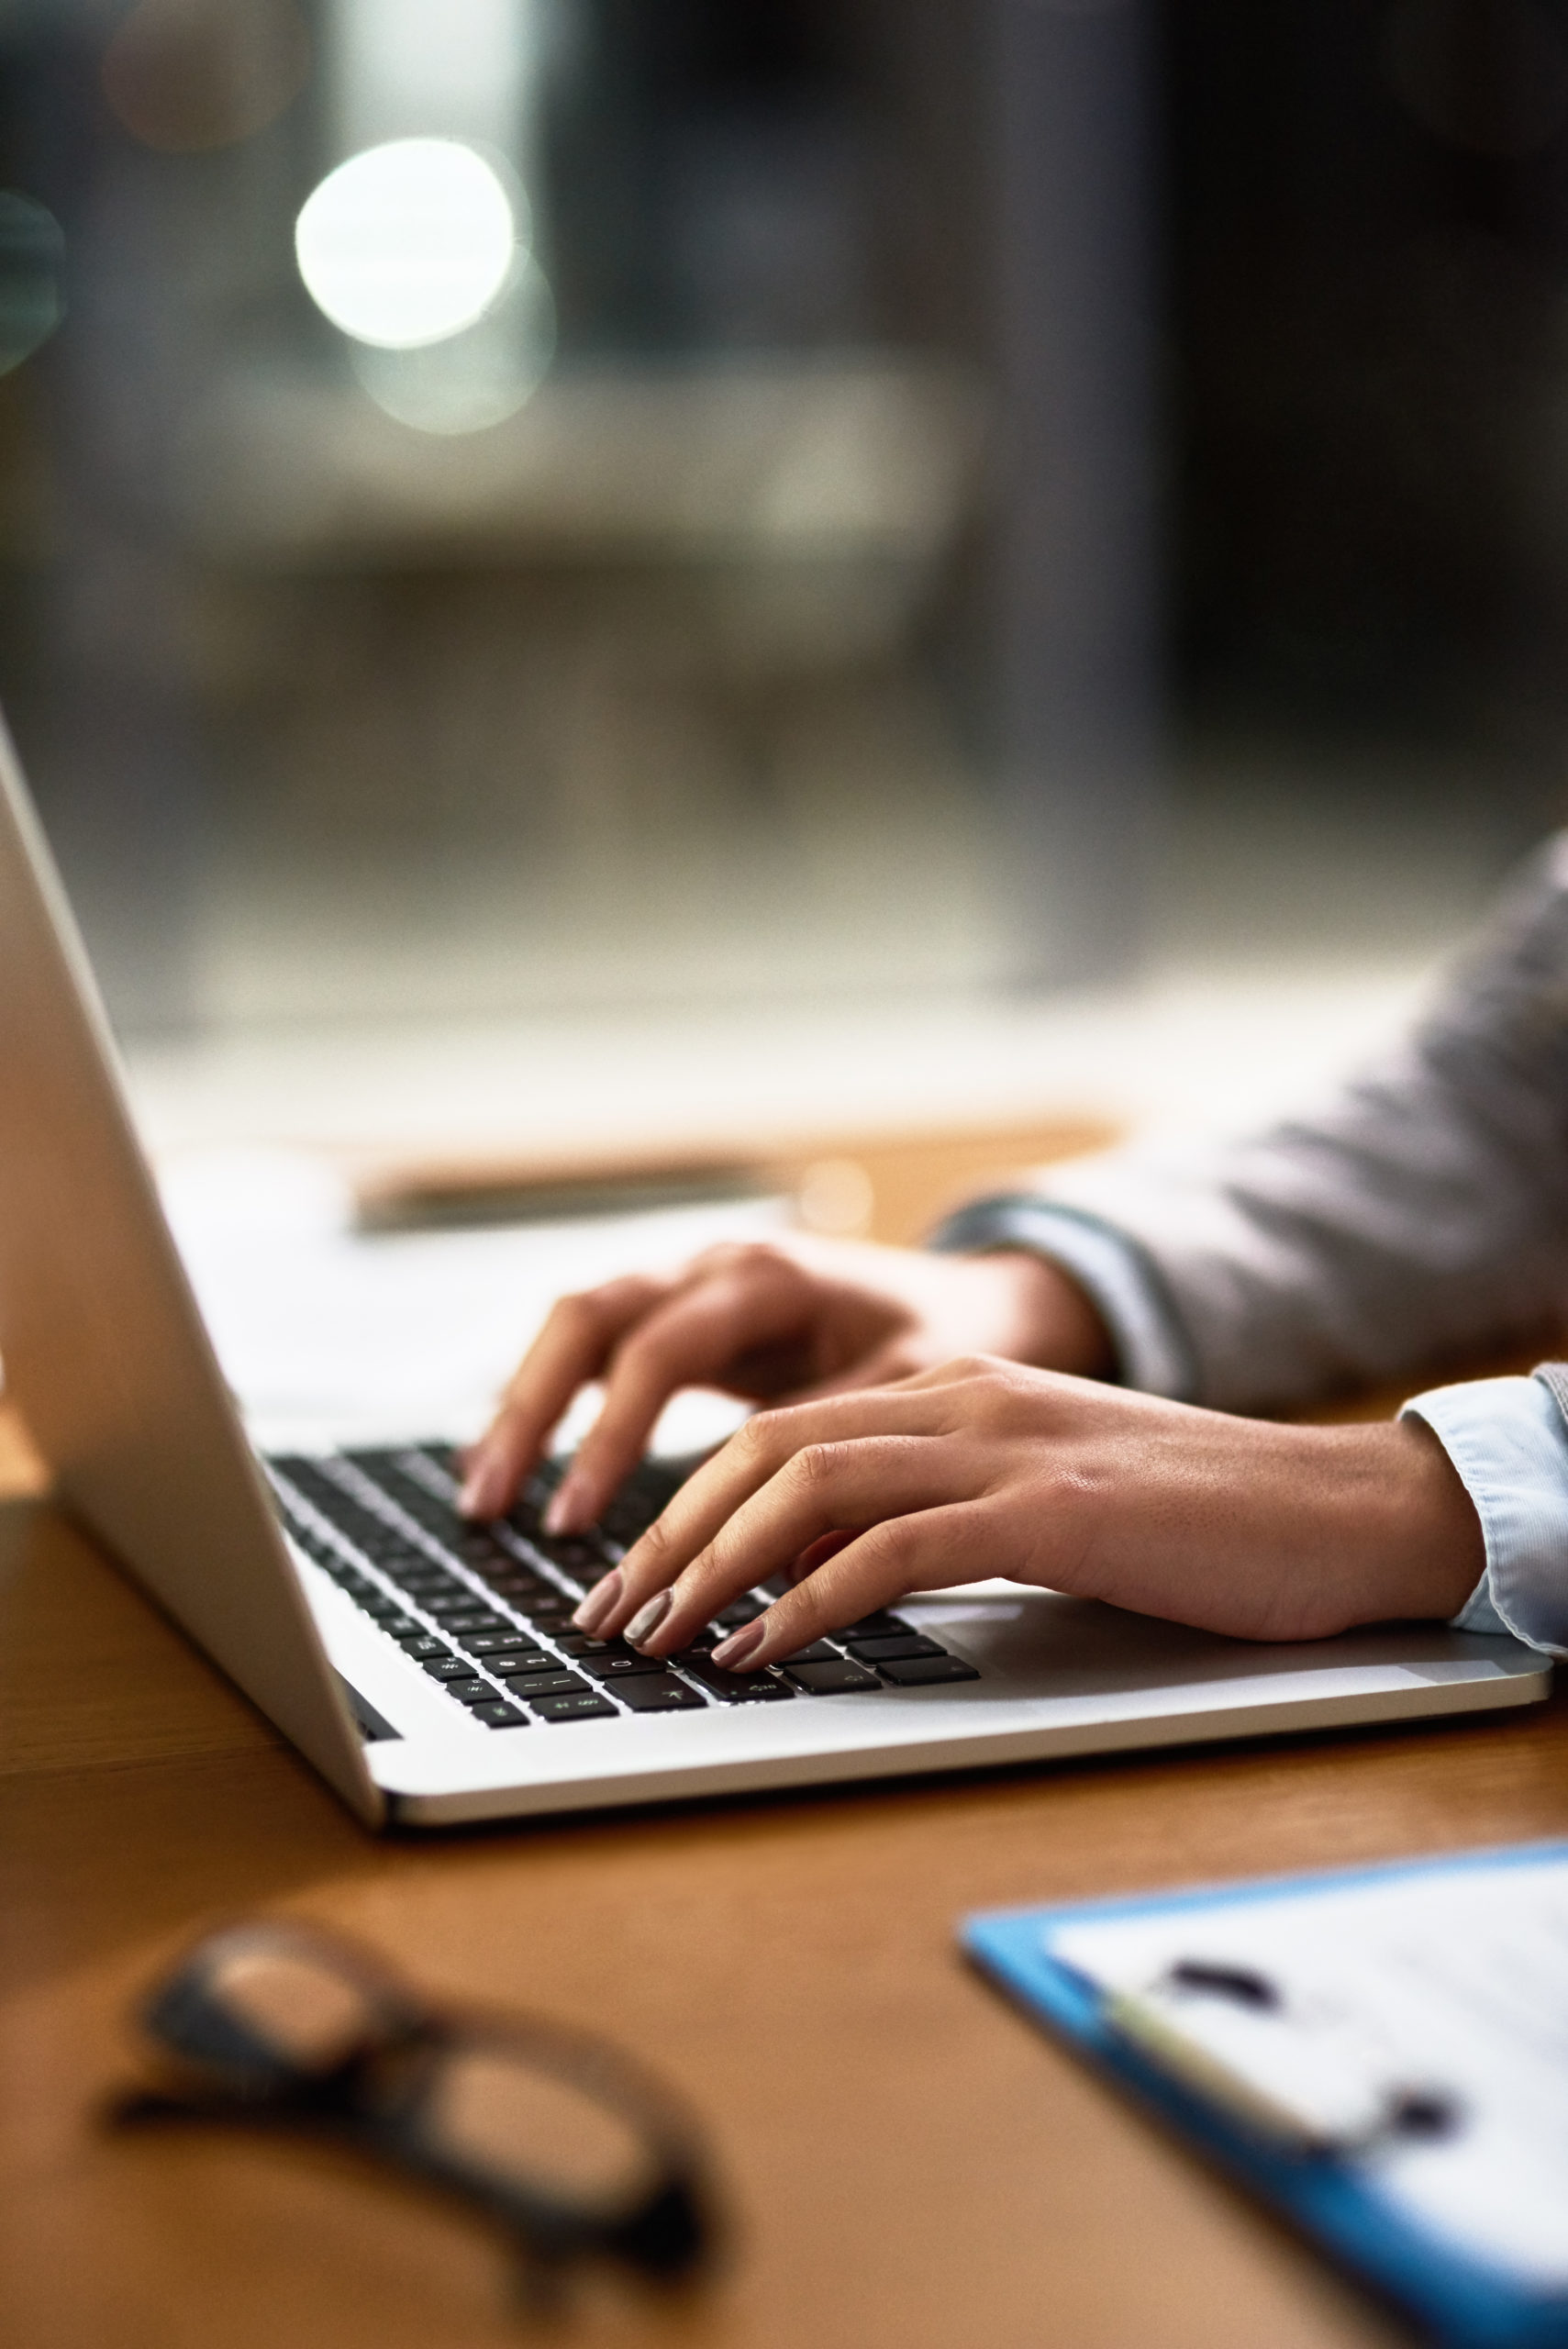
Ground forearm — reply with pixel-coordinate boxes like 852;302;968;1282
947;835;1568;1413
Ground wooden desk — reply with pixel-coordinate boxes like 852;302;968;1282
3;1402;1563;2349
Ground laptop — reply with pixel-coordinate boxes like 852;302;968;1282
0;714;1549;1828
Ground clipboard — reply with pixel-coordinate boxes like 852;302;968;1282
963;1842;1568;2348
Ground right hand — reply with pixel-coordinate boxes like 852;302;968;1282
457;1233;1114;1531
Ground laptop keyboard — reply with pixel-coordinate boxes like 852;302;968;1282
265;1442;981;1731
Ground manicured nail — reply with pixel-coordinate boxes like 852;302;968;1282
545;1475;587;1535
711;1620;766;1672
571;1568;621;1633
625;1590;673;1650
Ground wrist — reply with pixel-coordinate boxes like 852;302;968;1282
976;1252;1117;1380
1324;1419;1485;1628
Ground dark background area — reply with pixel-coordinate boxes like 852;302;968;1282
0;0;1559;1036
1169;0;1568;766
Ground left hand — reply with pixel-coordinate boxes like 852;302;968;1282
567;1356;1485;1668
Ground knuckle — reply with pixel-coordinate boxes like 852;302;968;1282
733;1241;793;1276
735;1407;791;1460
633;1509;675;1565
706;1240;798;1288
857;1517;909;1566
842;1519;912;1586
612;1321;679;1381
550;1288;606;1336
788;1441;840;1493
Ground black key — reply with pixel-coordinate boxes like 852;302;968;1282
598;1501;655;1546
554;1631;618;1658
577;1651;670;1681
452;1524;506;1553
841;1612;909;1639
315;1562;364;1589
471;1650;556;1678
844;1633;946;1664
422;1592;495;1619
396;1633;450;1659
422;1653;474;1681
614;1674;707;1712
785;1660;884;1694
464;1631;546;1656
424;1614;508;1641
378;1615;425;1641
473;1701;529;1730
445;1679;495;1706
352;1531;417;1563
714;1598;766;1629
530;1691;617;1722
283;1520;334;1554
354;1593;406;1621
777;1641;840;1665
530;1533;609;1579
878;1653;982;1687
362;1548;437;1578
676;1654;795;1704
515;1592;574;1619
503;1671;591;1698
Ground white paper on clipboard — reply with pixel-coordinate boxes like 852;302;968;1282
1052;1852;1568;2288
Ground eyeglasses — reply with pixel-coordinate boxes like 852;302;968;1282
107;1920;720;2310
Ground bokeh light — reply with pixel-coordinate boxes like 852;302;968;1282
0;194;63;375
349;251;555;435
295;138;519;351
102;0;311;155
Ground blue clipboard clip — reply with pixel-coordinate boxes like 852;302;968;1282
962;1842;1568;2349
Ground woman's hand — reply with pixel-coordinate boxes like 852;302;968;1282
459;1236;1112;1528
566;1357;1485;1666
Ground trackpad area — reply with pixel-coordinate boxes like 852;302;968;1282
895;1582;1529;1698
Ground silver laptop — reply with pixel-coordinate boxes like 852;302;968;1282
0;714;1549;1828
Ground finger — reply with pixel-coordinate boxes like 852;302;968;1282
577;1383;958;1631
787;1529;856;1584
606;1425;967;1654
547;1262;826;1531
459;1275;669;1516
712;1502;1001;1670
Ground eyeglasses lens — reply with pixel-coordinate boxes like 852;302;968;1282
198;1945;386;2078
425;2046;654;2205
174;1938;657;2210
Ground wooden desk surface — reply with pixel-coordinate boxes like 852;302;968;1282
3;1395;1562;2349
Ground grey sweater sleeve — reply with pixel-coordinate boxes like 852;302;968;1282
1008;833;1568;1413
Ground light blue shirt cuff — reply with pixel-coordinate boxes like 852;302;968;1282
926;1197;1196;1399
1400;1375;1568;1653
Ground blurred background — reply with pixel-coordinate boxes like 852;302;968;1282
1;0;1566;1183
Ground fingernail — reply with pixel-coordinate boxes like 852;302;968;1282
625;1590;673;1650
571;1567;622;1633
544;1475;585;1535
711;1620;766;1672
